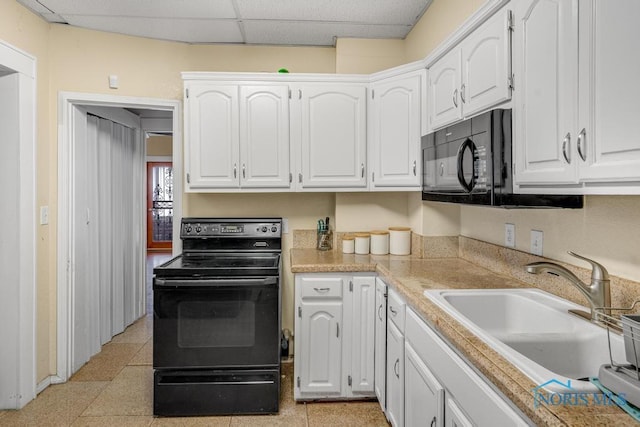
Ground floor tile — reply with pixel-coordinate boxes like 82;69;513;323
111;315;153;344
307;401;388;427
82;366;153;416
230;414;307;427
151;416;231;426
0;381;108;426
71;342;144;381
129;339;153;366
72;415;154;426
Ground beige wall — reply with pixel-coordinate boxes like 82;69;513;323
146;135;173;157
335;38;406;74
460;197;640;282
404;0;485;62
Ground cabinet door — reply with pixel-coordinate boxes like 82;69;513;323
460;7;511;118
445;398;473;427
298;301;343;394
350;276;376;394
429;49;462;130
577;0;640;184
370;72;423;188
185;84;240;189
386;321;404;427
374;278;387;412
297;85;367;188
405;343;445;427
239;85;291;188
513;0;580;185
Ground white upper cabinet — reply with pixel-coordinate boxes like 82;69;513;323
513;0;580;186
239;86;291;188
293;84;368;189
369;71;425;189
185;84;240;189
515;0;640;192
184;82;290;191
429;50;463;130
428;7;512;131
577;0;640;186
459;7;512;118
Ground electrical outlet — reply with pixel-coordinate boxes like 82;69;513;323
531;230;544;256
504;223;515;248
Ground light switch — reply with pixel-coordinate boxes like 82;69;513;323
109;75;119;89
40;206;49;225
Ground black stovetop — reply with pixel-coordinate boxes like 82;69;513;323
154;252;281;277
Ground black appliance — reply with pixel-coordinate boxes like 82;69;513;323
421;109;583;208
153;218;282;416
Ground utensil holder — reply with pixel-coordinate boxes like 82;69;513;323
317;230;333;251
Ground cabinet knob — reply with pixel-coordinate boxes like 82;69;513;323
460;84;466;104
233;163;237;178
413;160;417;176
452;88;459;108
242;164;246;178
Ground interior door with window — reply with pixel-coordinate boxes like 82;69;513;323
147;162;173;250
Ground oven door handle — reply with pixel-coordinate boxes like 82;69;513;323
154;277;278;288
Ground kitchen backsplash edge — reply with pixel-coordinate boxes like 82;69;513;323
292;229;640;310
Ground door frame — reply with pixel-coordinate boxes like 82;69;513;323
57;92;182;382
0;39;36;409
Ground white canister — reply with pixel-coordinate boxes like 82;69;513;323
389;227;411;255
370;230;390;255
354;233;371;255
342;235;355;254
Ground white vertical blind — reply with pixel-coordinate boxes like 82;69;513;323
73;112;143;372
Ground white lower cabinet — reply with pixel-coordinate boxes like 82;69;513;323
294;273;376;400
386;321;404;427
374;278;387;412
385;288;406;427
405;343;445;427
405;307;529;426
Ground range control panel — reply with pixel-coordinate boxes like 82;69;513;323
180;219;281;238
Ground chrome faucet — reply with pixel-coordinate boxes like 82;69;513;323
525;251;611;321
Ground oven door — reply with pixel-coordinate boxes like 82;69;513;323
153;276;280;369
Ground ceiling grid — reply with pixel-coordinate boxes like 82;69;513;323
18;0;433;46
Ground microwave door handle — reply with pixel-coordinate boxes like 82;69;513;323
456;138;477;193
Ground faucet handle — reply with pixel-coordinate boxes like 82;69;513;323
567;251;610;282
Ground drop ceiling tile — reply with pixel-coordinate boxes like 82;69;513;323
38;0;237;19
243;21;411;46
235;0;430;25
64;16;244;44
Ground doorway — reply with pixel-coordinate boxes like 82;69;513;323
147;161;173;251
0;41;36;409
57;92;182;383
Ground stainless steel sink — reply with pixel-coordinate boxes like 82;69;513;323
424;288;626;392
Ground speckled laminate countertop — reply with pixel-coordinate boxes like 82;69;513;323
290;248;636;426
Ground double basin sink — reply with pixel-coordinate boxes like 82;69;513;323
424;288;626;392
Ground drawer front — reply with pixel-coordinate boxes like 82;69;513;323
387;288;406;332
299;276;344;299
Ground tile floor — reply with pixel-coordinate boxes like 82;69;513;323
0;253;389;426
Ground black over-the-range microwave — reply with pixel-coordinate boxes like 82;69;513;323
421;109;583;208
